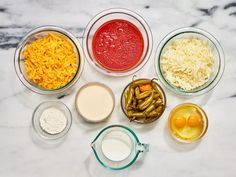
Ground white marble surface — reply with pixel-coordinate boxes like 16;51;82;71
0;0;236;176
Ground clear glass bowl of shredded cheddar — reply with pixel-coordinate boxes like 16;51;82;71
14;26;84;95
155;27;225;96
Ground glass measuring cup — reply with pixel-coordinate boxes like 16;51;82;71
91;125;149;170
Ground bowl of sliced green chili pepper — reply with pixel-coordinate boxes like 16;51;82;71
121;78;166;124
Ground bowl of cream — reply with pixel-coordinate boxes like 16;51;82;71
75;82;115;123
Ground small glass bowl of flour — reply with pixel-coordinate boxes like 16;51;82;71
32;101;72;140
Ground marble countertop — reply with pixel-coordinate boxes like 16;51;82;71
1;0;236;176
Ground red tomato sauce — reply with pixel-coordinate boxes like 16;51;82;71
92;19;144;71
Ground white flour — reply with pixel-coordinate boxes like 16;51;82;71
39;107;67;134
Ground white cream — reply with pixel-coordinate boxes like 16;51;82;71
101;131;132;161
76;83;114;122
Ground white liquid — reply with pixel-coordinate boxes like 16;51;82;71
101;131;132;161
76;83;114;122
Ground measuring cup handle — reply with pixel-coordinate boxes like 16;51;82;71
137;143;150;153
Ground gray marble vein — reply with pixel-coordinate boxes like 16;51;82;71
0;0;236;177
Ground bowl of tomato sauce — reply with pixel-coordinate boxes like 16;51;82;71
83;8;153;76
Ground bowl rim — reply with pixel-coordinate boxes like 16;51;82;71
14;25;85;95
155;27;225;96
32;100;72;140
167;103;209;143
120;78;167;124
82;8;153;77
75;82;115;123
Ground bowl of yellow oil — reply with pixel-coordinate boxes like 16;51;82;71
168;103;208;143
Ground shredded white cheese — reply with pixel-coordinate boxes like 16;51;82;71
160;37;214;91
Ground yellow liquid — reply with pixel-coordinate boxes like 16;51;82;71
169;104;205;142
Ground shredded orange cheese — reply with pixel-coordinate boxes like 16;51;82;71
23;33;79;90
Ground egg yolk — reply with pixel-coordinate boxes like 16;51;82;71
174;116;186;128
188;115;199;127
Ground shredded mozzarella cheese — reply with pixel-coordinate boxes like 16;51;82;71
160;37;214;91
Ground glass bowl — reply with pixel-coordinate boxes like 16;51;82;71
121;78;166;124
32;101;72;140
155;27;225;96
14;25;84;95
83;8;153;76
168;103;208;143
